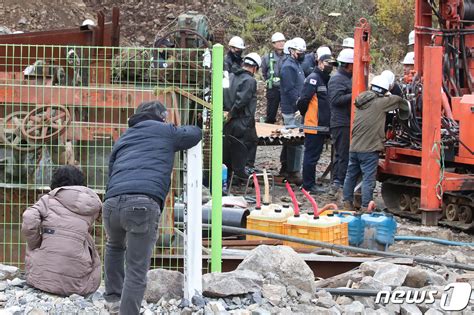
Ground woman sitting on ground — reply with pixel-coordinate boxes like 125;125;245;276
22;165;102;296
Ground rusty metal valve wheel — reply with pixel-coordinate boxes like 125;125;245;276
445;203;459;222
21;105;71;142
1;111;36;151
409;196;421;214
399;194;411;211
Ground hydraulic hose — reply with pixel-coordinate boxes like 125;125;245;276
395;235;474;247
252;172;261;208
284;180;300;216
203;224;474;271
301;187;318;217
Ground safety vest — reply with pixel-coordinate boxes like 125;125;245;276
266;52;281;89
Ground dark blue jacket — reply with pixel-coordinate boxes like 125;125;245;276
280;56;305;114
301;52;316;77
328;67;353;128
105;114;202;205
296;67;331;133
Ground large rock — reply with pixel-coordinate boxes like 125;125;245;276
400;303;422;315
0;264;19;281
262;284;286;306
403;267;447;288
373;264;409;287
344;301;365;315
357;276;391;292
236;245;315;294
144;269;183;303
202;270;263;298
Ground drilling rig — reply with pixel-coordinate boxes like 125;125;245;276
352;1;474;229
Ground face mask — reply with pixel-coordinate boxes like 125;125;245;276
232;50;243;58
323;65;333;73
296;53;305;62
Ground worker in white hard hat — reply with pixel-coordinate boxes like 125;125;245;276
381;70;402;96
297;50;338;193
401;51;415;78
279;37;307;185
408;30;415;47
225;36;246;74
261;32;286;124
82;19;95;26
327;48;354;198
283;40;292;55
300;46;332;78
342;37;355;49
223;52;261;181
343;75;409;212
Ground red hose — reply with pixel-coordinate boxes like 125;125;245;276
253;173;261;208
320;203;338;215
284;180;300;216
300;188;318;218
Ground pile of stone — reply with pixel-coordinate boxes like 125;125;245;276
1;245;473;314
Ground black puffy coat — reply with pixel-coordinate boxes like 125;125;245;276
105;113;202;205
224;68;257;139
328;67;353;128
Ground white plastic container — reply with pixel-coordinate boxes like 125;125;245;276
281;204;294;218
287;214;308;226
307;214;341;227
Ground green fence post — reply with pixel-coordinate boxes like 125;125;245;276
211;44;224;272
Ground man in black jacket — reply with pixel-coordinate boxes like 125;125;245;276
224;36;246;74
103;101;202;315
297;51;337;193
224;53;261;179
328;48;354;196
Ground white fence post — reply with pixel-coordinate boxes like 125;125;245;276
184;141;203;300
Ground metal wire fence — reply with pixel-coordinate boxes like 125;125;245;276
0;44;217;273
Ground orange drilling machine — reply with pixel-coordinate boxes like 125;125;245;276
352;1;474;229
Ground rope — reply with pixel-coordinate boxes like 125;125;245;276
431;141;445;200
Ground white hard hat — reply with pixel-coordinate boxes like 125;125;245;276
342;37;355;49
289;37;306;52
82;19;95;26
337;48;354;64
283;40;292;54
243;52;262;68
401;52;415;65
271;32;285;42
381;70;395;88
316;46;332;60
228;36;246;49
408;30;415;46
370;75;390;92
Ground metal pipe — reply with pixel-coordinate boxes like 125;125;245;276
315;288;380;297
313;249;346;257
203;225;474;271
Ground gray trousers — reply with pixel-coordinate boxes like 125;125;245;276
103;194;161;315
280;113;303;172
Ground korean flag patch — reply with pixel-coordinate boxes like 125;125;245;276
309;78;317;85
